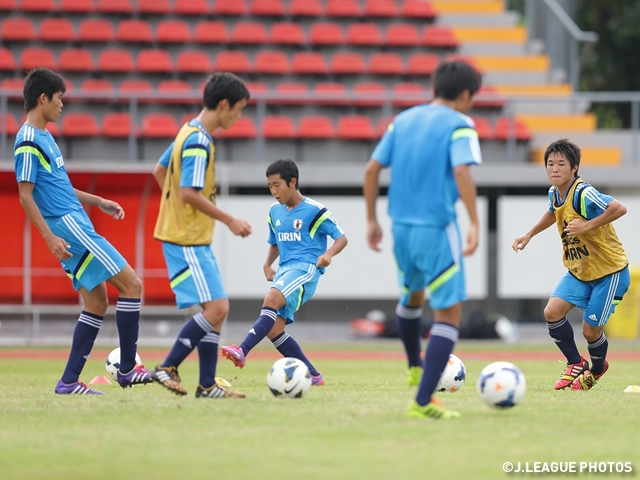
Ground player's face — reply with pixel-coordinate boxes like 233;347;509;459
546;152;578;188
219;98;247;129
43;91;63;122
267;174;295;205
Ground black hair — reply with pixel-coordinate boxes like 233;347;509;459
544;138;581;177
23;67;66;112
433;60;481;100
266;159;299;189
203;72;250;110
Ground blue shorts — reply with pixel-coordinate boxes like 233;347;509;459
46;210;126;292
392;222;466;310
162;243;226;309
551;267;630;327
271;262;321;324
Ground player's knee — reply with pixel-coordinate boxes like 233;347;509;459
126;275;143;297
263;289;285;309
202;299;229;328
87;295;109;316
543;305;560;322
582;322;602;342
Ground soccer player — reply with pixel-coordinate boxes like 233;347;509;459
14;68;152;395
150;72;252;399
363;60;482;419
512;139;629;391
220;159;348;385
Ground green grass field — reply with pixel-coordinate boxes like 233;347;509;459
1;342;639;480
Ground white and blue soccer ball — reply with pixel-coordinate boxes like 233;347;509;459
267;357;312;398
436;354;466;392
105;347;142;381
476;361;526;408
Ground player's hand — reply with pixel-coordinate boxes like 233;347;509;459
316;253;333;268
564;218;588;235
367;221;383;251
462;223;479;256
512;234;530;252
228;218;252;237
264;265;276;281
46;235;73;260
99;199;125;220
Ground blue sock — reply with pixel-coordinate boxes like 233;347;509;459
197;331;220;388
61;311;103;384
272;332;319;376
588;333;608;375
116;298;141;373
547;317;581;365
163;313;212;368
416;322;459;406
240;307;277;355
395;303;423;368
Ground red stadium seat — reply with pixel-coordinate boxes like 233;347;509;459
20;47;56;71
0;0;17;10
62;112;99;137
194;21;230;44
22;0;56;11
59;48;95;72
262;115;296;139
494;117;531;141
2;17;37;42
406;52;440;76
353;82;386;106
269;22;306;45
391;82;427;106
251;0;285;16
423;25;458;48
215;51;252;73
117;19;154;43
0;48;17;70
369;52;404;75
401;0;436;18
80;78;114;96
157;80;194;104
313;82;348;105
365;0;399;17
214;0;248;15
298;115;335;139
102;112;133;138
331;52;366;75
99;49;134;73
141;113;178;138
40;18;76;42
176;50;212;73
292;52;328;75
220;116;256;138
119;79;153;101
337;115;376;140
289;0;323;16
96;0;133;13
347;23;383;46
309;22;344;45
138;0;171;14
473;86;505;108
180;113;199;126
174;0;210;15
137;49;174;73
326;0;361;17
254;50;290;74
60;0;95;12
274;82;309;105
0;77;24;98
243;81;269;104
79;19;115;43
470;116;494;140
385;23;420;46
157;20;192;43
0;112;18;136
233;22;268;44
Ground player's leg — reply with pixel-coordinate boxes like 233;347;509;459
545;273;588;389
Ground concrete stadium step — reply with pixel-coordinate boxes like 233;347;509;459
458;43;529;56
436;11;520;26
432;0;504;15
516;113;597;133
492;84;590;115
531;147;621;166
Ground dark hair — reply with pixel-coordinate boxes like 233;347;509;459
23;68;66;112
203;72;250;110
266;159;299;189
433;60;481;100
544;138;581;177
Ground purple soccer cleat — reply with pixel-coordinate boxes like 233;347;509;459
220;344;246;369
311;372;325;386
117;364;153;388
55;379;104;395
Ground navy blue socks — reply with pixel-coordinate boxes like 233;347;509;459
271;332;319;376
197;331;220;388
163;312;212;368
61;311;103;384
116;298;140;373
240;306;277;355
395;303;423;368
547;317;581;365
416;322;459;406
588;332;608;375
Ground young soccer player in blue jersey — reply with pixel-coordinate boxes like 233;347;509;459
221;159;348;385
364;60;482;419
14;68;152;395
150;72;252;398
513;139;629;391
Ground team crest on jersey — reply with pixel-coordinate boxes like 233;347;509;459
293;219;303;230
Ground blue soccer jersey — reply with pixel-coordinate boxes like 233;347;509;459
548;179;613;219
371;104;482;227
14;123;82;217
267;197;344;267
157;119;213;189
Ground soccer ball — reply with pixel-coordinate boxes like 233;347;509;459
267;357;312;398
435;354;466;392
476;361;526;408
105;348;142;381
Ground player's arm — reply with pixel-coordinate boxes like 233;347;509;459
153;143;173;188
74;189;125;220
454;163;479;256
316;234;348;268
179;188;251;237
512;210;555;252
363;159;384;251
565;198;627;236
263;244;279;281
18;182;72;260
